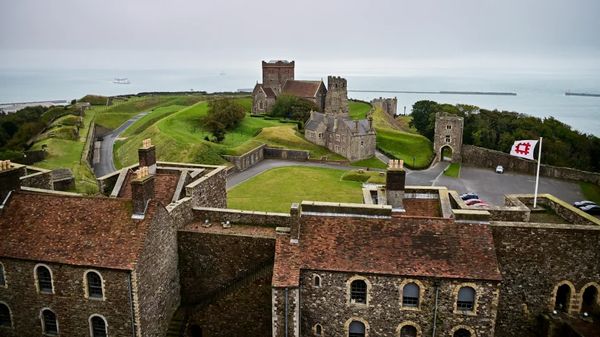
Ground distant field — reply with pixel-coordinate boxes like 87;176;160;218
228;166;364;213
348;100;371;120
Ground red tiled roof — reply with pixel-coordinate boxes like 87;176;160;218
273;216;501;287
0;192;154;270
282;80;323;98
118;172;179;205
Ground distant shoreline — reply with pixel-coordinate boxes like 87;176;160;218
349;89;517;96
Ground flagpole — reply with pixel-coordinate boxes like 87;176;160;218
533;137;543;209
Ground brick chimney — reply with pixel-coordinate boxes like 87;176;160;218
131;166;154;218
138;138;157;175
0;160;22;204
386;159;406;210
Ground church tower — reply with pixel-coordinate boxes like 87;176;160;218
262;60;295;95
324;76;349;116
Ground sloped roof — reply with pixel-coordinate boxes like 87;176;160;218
0;192;155;270
282;80;323;98
305;112;373;135
342;118;372;135
305;111;325;131
273;216;501;287
118;172;179;205
253;84;277;99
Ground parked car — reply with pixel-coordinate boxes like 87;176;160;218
496;165;504;174
471;202;489;208
579;204;600;215
465;199;485;206
460;193;479;201
573;200;597;208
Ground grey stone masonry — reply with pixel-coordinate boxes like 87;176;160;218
433;112;464;163
324;76;349;116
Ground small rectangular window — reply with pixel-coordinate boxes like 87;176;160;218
445;135;451;143
457;301;474;311
446;125;452;129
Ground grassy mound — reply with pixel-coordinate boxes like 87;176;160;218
228;166;364;213
348;100;372;120
252;126;345;160
341;169;386;184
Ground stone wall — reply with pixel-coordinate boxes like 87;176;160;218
223;144;265;172
178;229;275;304
20;167;53;190
193;207;292;228
272;287;300;337
490;222;600;337
371;97;397;116
185;167;227;209
295;271;499;337
134;204;181;337
0;258;134;337
264;147;310;161
462;144;600;185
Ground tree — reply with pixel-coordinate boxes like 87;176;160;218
409;100;439;140
201;98;245;142
270;95;318;122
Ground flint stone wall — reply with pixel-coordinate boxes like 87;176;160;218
462;145;600;185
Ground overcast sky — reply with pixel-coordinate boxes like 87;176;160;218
1;0;599;72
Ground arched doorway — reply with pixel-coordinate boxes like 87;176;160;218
555;284;571;312
400;325;417;337
581;285;598;314
190;324;203;337
440;146;453;162
453;328;471;337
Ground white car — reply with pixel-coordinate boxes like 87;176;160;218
495;165;504;174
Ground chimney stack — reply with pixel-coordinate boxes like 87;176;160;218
131;166;154;218
368;116;373;130
0;160;23;204
386;159;406;210
138;138;157;175
354;120;359;131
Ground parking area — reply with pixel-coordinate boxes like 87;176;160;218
408;163;585;206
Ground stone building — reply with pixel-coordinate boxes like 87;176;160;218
1;140;599;337
252;60;327;114
304;76;376;161
433;112;464;163
371;97;398;116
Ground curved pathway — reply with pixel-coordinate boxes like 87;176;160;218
93;111;150;177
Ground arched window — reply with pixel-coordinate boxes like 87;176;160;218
90;315;107;337
350;280;367;304
348;320;365;337
35;265;53;293
402;283;420;307
314;323;323;336
41;309;58;335
0;262;5;287
581;285;598;313
457;287;475;311
453;328;471;337
555;284;571;312
86;271;104;299
314;275;321;287
400;325;417;337
0;303;12;327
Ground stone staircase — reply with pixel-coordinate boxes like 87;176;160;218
165;260;274;337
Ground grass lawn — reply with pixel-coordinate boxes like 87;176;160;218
444;162;461;178
351;157;387;169
252;126;345;160
228;166;364;213
372;108;433;169
342;169;386;184
580;182;600;204
348;100;371;120
121;105;187;137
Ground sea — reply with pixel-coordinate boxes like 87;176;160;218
1;67;599;136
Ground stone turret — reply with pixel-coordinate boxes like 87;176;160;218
324;76;349;116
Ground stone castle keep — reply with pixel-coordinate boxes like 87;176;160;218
1;139;600;337
252;60;376;161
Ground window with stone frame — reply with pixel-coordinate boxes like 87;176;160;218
348;320;365;337
36;265;53;293
41;309;58;335
446;125;452;130
0;262;5;287
350;280;367;304
445;135;451;143
0;303;11;327
453;328;471;337
314;275;321;287
86;271;103;299
400;325;417;337
314;323;323;336
457;287;475;311
402;283;420;307
90;315;107;337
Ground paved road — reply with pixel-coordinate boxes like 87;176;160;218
227;159;584;206
93;111;150;177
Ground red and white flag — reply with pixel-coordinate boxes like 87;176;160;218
510;140;538;160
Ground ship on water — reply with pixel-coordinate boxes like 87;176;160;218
113;78;130;84
565;90;600;97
